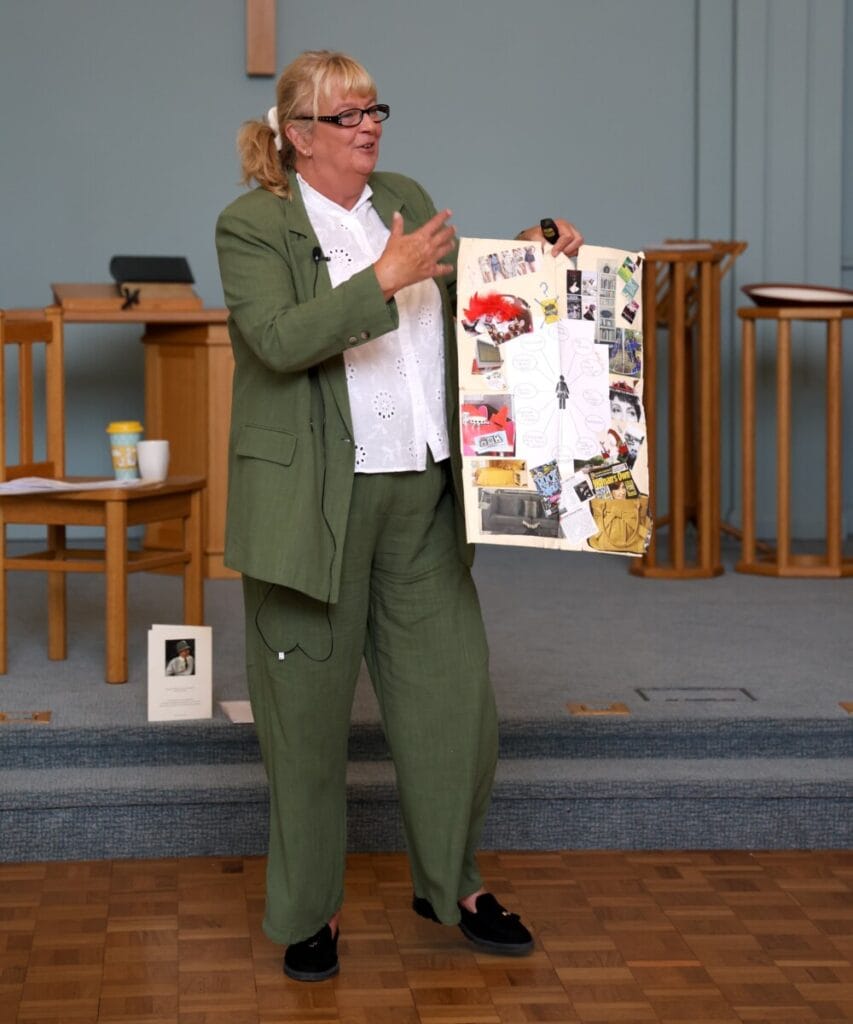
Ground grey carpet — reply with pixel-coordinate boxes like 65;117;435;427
1;535;851;860
1;537;850;727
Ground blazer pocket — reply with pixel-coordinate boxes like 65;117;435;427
235;424;297;467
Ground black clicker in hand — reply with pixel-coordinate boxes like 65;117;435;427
539;218;559;245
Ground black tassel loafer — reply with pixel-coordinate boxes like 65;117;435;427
413;892;534;956
283;923;340;982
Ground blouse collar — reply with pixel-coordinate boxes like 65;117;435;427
296;173;374;216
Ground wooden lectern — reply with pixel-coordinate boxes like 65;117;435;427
631;240;747;579
52;284;234;579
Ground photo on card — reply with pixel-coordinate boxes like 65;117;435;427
165;637;195;676
621;276;639;299
529;460;565;517
601;426;632;465
461;395;516;456
586;493;652;554
148;623;212;723
499;250;516;278
482;252;508;281
536;292;561;325
623;429;645;469
597;263;617;300
609;381;643;436
621;299;640;324
473;338;502;374
608;328;642;377
598;311;616;335
471;459;527;488
589;462;641;500
617;255;640;283
479;488;561;538
581;271;597;297
520;245;539;275
461;292;533;343
572;474;594;503
478;254;494;283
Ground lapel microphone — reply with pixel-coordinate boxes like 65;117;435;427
312;247;330;263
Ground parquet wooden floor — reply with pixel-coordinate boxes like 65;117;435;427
1;851;852;1023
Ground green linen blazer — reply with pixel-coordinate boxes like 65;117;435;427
215;170;470;601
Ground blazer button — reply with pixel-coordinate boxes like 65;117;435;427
359;330;371;340
347;335;358;346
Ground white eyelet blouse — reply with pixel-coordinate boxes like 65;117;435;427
298;175;450;474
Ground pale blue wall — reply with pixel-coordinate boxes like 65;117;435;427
728;0;848;537
0;0;849;539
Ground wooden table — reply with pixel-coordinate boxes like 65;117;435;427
53;289;234;579
737;303;853;577
631;240;747;579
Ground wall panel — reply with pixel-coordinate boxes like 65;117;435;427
0;0;848;541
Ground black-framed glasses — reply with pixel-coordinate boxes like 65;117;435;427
293;103;390;128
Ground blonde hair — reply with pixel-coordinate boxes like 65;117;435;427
237;50;376;199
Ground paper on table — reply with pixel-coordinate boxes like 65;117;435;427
219;700;254;723
0;476;143;495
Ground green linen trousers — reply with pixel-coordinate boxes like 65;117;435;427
243;456;498;946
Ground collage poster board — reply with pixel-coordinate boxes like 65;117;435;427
456;238;651;557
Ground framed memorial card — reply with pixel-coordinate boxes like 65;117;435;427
456;238;650;556
147;624;213;722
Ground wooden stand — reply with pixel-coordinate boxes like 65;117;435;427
52;286;233;579
142;321;237;579
631;240;747;579
737;304;853;577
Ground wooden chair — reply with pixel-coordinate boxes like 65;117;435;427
0;307;206;683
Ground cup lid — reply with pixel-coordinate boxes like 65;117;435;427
106;421;144;434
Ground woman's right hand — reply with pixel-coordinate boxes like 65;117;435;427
374;209;456;300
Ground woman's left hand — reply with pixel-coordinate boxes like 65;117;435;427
516;218;584;257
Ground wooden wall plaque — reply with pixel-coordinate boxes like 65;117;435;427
246;0;276;77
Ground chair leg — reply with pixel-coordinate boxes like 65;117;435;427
47;525;67;661
105;501;129;684
183;489;204;625
0;516;7;675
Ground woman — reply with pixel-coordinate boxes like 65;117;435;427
216;50;582;983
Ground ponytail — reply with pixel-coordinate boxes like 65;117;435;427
237;119;291;199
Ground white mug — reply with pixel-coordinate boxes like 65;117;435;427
136;440;170;482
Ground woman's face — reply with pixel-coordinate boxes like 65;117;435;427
303;86;382;193
610;395;639;425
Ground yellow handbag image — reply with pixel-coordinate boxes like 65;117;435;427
587;496;652;554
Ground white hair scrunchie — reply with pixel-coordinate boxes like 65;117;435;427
267;106;283;152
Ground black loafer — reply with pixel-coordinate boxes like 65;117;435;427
412;895;440;923
412;892;533;956
283;923;339;982
458;893;533;956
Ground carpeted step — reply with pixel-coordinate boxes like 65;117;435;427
2;716;850;770
2;756;850;862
